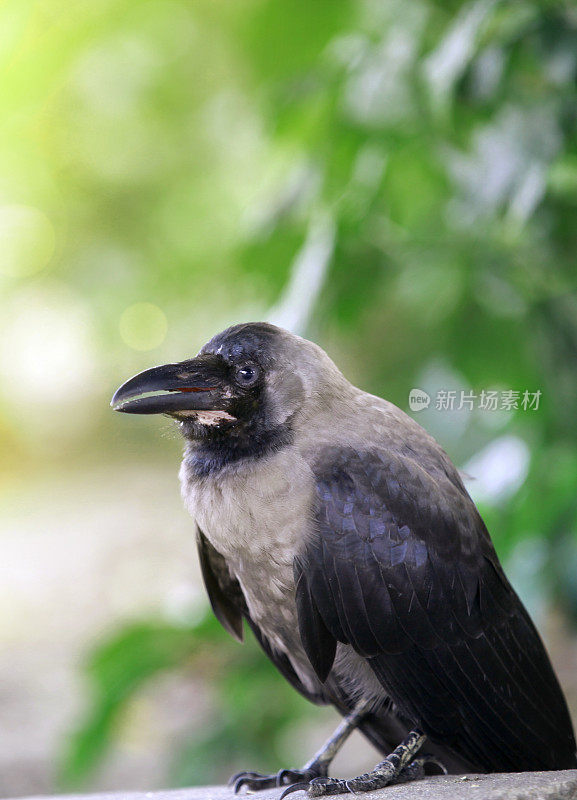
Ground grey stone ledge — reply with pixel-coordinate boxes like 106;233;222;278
8;772;577;800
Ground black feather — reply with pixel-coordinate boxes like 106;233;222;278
196;528;244;642
294;560;337;682
295;446;577;772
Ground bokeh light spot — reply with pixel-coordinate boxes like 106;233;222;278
0;283;97;434
0;205;56;277
119;303;168;351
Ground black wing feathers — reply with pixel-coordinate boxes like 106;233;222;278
294;564;337;682
296;446;576;772
196;528;244;642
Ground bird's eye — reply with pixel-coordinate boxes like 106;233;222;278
234;364;259;386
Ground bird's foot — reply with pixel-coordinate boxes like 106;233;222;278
280;777;348;798
231;701;374;795
231;765;327;793
278;755;445;797
277;730;444;797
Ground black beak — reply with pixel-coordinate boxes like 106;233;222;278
111;355;228;415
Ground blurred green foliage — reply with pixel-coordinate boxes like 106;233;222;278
61;620;202;786
60;612;313;788
1;0;577;790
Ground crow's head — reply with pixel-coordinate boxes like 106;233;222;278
111;322;344;458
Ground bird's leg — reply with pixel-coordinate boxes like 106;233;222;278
232;700;371;793
281;729;428;797
286;701;372;784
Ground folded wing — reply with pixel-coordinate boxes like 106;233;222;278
295;445;576;772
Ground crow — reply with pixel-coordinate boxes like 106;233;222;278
112;322;576;796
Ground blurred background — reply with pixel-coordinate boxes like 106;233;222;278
1;0;577;796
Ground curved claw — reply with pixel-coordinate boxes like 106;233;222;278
229;771;262;787
233;778;250;794
279;782;310;799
